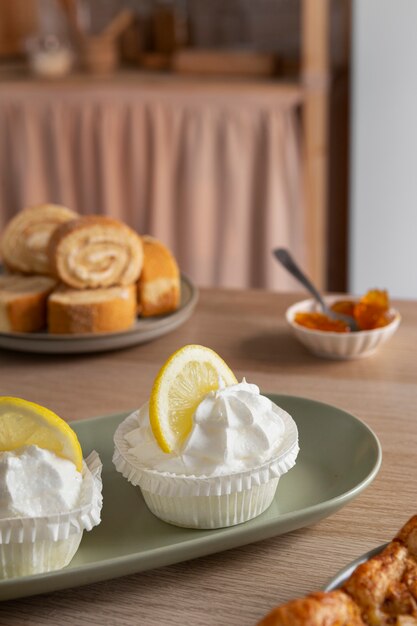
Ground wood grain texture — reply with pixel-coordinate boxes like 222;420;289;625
301;0;330;290
0;288;415;625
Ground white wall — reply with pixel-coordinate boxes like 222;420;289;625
350;0;417;298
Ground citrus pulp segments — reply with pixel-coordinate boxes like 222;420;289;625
149;345;238;453
0;397;83;471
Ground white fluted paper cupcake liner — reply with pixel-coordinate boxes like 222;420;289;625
113;412;299;498
0;450;103;544
141;479;279;529
0;532;83;579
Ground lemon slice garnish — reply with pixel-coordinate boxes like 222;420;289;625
149;344;238;453
0;397;83;472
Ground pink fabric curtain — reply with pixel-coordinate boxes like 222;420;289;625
0;78;304;290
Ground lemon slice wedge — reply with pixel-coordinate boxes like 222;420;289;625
0;397;83;472
149;344;238;453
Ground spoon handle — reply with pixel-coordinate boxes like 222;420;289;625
273;248;327;311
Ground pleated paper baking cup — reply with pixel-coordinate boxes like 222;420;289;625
141;479;280;529
0;532;84;579
113;412;299;498
113;410;299;528
0;451;103;579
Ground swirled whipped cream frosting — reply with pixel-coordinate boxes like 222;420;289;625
0;445;82;518
124;380;294;476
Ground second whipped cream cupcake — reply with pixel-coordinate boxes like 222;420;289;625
0;397;103;579
113;345;299;529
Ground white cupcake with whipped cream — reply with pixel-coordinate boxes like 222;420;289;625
0;397;103;579
113;375;299;529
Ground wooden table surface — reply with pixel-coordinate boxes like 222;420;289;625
0;288;416;625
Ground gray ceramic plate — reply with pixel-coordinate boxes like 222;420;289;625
0;395;382;601
324;543;387;591
0;275;197;354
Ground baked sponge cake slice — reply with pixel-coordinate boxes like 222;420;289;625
0;274;57;332
48;284;137;334
0;204;77;275
49;216;143;289
138;236;180;317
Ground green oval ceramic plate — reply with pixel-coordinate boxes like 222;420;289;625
0;395;381;601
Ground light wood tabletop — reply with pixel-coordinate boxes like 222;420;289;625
0;288;416;626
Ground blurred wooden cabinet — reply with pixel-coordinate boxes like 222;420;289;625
0;0;351;292
0;0;38;57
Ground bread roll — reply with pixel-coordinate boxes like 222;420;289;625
49;216;143;289
138;236;180;317
0;274;57;332
48;284;137;334
0;204;77;275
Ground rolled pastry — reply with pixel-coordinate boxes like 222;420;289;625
257;515;417;626
0;274;57;332
49;216;143;289
138;236;180;317
0;204;78;275
395;514;417;557
48;284;137;334
257;590;365;626
343;531;417;624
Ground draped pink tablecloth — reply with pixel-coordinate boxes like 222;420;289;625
0;74;304;290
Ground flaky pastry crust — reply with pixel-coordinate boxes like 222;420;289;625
258;516;417;626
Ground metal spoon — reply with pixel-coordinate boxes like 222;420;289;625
272;248;358;331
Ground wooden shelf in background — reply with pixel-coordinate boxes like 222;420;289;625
171;49;278;77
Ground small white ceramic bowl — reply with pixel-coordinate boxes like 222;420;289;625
286;296;401;360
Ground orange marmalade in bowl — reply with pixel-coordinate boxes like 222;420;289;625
294;290;395;333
